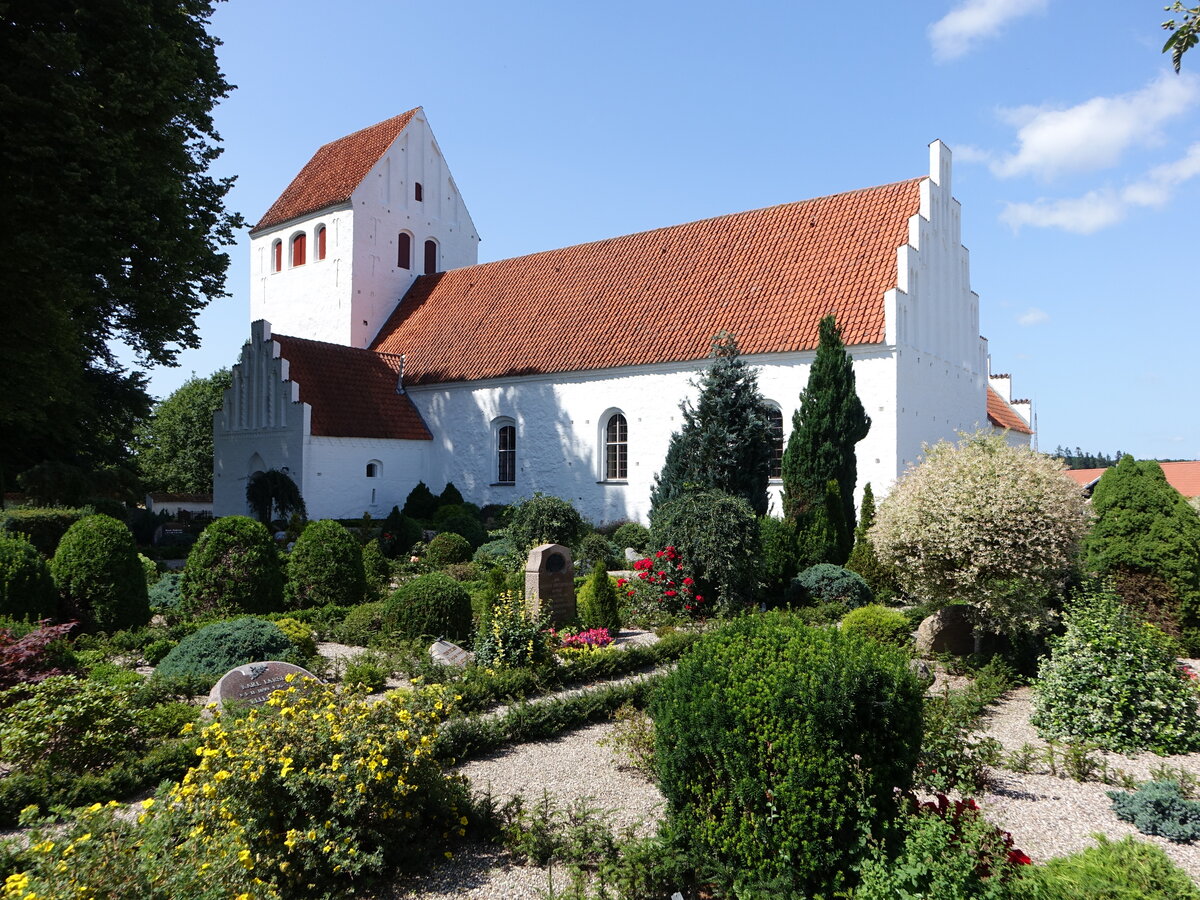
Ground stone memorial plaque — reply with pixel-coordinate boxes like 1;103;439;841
430;639;475;668
207;660;319;708
525;543;576;626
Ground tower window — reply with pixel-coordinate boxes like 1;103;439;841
272;240;282;273
397;232;411;269
291;232;306;267
605;413;628;481
366;462;379;477
414;182;423;202
424;239;437;275
766;405;784;479
316;225;327;260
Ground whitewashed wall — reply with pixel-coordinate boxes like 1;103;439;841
303;436;432;520
248;110;479;349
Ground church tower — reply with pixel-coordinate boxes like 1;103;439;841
247;108;479;348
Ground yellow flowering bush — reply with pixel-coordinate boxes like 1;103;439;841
473;590;553;669
0;678;469;898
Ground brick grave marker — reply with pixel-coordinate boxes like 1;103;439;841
207;660;319;709
524;543;576;626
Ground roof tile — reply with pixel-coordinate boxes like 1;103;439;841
986;386;1033;435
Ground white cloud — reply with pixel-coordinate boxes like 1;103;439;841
929;0;1047;62
1000;141;1200;233
950;144;994;164
990;74;1199;180
1017;308;1049;326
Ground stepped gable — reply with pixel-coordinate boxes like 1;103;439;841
986;386;1033;434
272;334;431;440
252;109;419;233
370;178;923;385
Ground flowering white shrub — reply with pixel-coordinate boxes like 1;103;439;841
872;432;1090;635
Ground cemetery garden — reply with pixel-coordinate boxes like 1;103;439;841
2;333;1200;899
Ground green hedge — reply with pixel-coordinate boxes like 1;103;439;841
0;507;88;556
0;532;56;621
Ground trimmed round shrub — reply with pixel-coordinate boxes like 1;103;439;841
424;532;472;568
0;532;56;621
51;514;150;632
649;489;760;615
578;567;622;635
286;519;366;609
507;493;588;555
1032;582;1200;754
180;516;284;617
579;532;617;573
785;563;872;609
652;610;923;896
336;601;387;647
840;604;912;647
153;617;293;686
384;573;472;642
611;521;651;554
435;514;487;549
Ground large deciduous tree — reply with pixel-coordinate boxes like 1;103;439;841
872;432;1091;639
1164;3;1200;72
650;331;773;517
0;1;241;480
134;369;232;493
780;315;870;534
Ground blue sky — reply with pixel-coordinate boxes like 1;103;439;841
140;0;1200;461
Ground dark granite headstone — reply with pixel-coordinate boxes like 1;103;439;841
524;543;576;626
207;660;319;708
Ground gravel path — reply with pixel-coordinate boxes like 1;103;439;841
977;686;1200;881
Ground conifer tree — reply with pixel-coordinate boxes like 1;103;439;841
845;483;897;601
650;331;773;516
780;315;870;533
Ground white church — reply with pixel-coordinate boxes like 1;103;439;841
213;107;1033;523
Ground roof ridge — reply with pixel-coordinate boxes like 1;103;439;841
315;108;421;152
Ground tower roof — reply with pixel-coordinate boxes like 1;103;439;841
986;385;1033;434
370;178;923;384
251;109;420;234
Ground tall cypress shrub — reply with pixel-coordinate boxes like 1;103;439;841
650;331;773;517
846;483;897;601
780;315;870;534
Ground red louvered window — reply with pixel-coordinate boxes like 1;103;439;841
424;239;437;275
414;182;423;202
316;225;327;260
272;240;282;272
397;233;411;269
291;232;306;267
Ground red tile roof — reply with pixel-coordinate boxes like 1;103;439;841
986;386;1033;434
370;179;923;384
251;109;419;234
1066;462;1200;497
272;335;432;440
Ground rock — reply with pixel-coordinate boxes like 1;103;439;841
915;605;975;657
908;657;934;683
624;547;641;562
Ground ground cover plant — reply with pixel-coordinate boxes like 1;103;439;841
152;617;294;689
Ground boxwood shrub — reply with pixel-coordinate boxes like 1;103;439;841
286;519;366;609
841;604;912;647
0;532;56;621
51;515;149;632
385;573;472;642
652;610;923;896
152;617;294;687
424;532;472;568
180;516;283;618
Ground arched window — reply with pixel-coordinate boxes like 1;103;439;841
496;422;516;484
291;232;306;267
766;405;784;480
272;240;282;273
414;182;423;202
366;461;380;478
397;232;411;269
424;239;438;275
316;225;327;260
604;413;628;481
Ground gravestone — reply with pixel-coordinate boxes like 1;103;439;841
430;639;474;668
207;660;319;708
525;543;576;626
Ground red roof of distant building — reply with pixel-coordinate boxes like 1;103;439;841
370;179;923;384
986;386;1033;434
1066;461;1200;497
251;109;419;234
272;335;432;440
